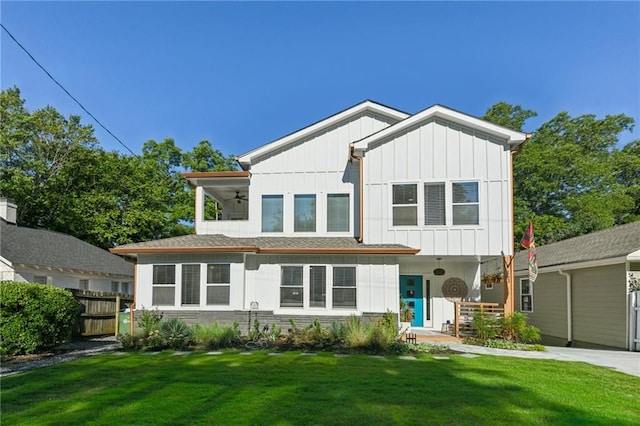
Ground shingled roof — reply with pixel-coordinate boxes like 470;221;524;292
1;219;133;278
110;234;419;255
514;221;640;272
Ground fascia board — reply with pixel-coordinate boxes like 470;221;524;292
514;256;628;275
353;105;527;152
628;249;640;262
236;101;409;167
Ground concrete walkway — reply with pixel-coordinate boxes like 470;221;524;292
411;328;640;377
447;343;640;377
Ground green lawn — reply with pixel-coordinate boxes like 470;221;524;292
2;350;638;425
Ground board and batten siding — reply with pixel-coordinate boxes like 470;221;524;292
571;264;627;349
362;119;513;256
245;254;399;315
517;272;568;341
224;113;394;237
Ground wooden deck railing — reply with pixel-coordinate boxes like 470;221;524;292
454;302;504;338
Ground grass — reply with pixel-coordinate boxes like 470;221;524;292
2;350;639;425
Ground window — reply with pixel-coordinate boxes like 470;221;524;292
392;184;417;226
294;194;316;232
34;275;47;284
452;182;479;225
181;264;200;305
327;194;349;232
152;265;175;305
280;266;303;307
79;279;88;290
262;195;283;232
520;279;533;312
310;266;326;308
424;182;445;225
121;282;131;294
111;281;119;293
207;264;230;305
333;267;356;308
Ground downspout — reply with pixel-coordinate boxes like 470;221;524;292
559;270;573;347
349;144;364;243
505;134;532;314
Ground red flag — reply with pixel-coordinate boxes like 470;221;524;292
521;221;534;249
521;221;538;282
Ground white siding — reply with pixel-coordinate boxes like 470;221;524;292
363;119;512;256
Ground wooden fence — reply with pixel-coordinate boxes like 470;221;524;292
67;288;133;336
454;302;504;338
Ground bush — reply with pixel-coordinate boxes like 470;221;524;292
193;322;241;349
470;309;500;341
136;308;163;334
0;281;78;357
500;312;541;343
160;317;193;350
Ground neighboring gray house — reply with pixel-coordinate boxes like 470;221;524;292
0;198;134;293
513;221;640;351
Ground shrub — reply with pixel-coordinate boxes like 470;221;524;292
342;316;370;349
470;309;500;341
193;322;241;349
160;317;193;350
136;308;163;334
1;281;79;357
500;312;541;343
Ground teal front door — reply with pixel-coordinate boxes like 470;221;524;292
400;275;423;327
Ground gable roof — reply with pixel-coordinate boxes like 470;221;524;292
110;234;419;255
514;221;640;273
0;219;133;278
236;100;409;169
352;104;528;154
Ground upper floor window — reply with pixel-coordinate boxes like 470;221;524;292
262;195;283;232
327;194;349;232
392;184;417;226
452;182;479;225
152;265;175;305
294;194;316;232
424;182;445;226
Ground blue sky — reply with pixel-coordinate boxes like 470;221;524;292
2;1;639;157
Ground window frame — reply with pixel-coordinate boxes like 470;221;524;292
327;193;350;232
309;265;327;308
152;264;176;306
206;263;231;306
261;194;284;233
332;266;357;309
391;183;418;226
451;180;480;226
520;278;533;313
280;265;304;307
181;263;201;306
294;194;317;232
424;182;446;226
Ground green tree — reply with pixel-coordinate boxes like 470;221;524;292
484;102;636;245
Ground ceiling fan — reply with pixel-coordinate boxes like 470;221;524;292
234;191;248;204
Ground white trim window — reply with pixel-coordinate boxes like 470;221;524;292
332;266;356;309
452;181;479;225
327;193;350;232
392;184;417;226
294;194;316;232
280;266;304;307
206;264;231;305
262;195;283;232
152;265;176;305
34;275;48;284
520;278;533;312
111;281;120;293
424;182;446;226
309;266;326;308
181;264;201;306
79;279;89;290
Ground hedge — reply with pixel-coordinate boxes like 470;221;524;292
0;281;78;357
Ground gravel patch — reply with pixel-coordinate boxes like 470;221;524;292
1;337;120;377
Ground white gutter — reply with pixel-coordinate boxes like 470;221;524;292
558;270;573;346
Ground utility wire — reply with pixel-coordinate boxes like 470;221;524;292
1;23;136;155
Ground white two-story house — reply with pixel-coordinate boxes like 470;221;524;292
111;100;527;332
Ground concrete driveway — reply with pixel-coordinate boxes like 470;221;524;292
449;343;640;377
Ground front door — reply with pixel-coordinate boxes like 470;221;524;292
400;275;423;327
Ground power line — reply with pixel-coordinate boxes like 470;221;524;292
1;23;136;155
